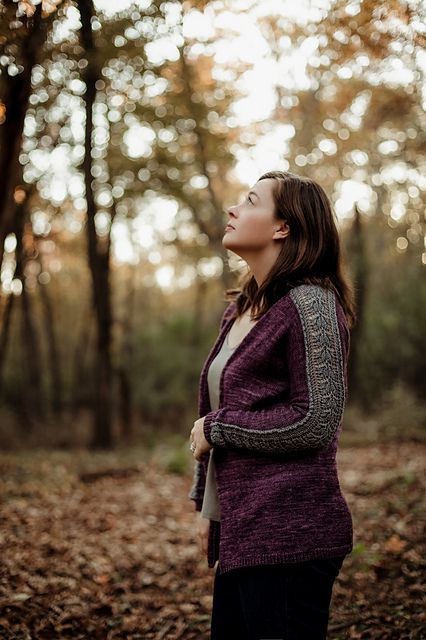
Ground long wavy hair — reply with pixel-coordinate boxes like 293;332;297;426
224;170;357;329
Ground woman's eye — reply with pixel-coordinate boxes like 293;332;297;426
247;196;253;204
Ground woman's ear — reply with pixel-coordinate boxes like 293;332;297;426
273;221;290;240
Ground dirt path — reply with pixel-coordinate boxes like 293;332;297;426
0;442;424;638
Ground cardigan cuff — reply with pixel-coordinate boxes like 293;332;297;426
203;411;219;445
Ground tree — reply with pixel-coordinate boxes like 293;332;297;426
0;0;65;273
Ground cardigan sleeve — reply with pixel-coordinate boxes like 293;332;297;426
202;287;348;456
188;299;238;510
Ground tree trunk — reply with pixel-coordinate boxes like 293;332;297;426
0;5;47;273
117;268;136;443
117;365;132;443
0;293;15;391
70;303;93;418
15;210;46;426
78;0;113;448
1;187;45;424
347;204;368;408
36;244;63;415
20;270;45;425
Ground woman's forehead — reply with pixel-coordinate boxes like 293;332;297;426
251;178;276;201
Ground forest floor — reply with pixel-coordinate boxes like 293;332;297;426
0;440;424;639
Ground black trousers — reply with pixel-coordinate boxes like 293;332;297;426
210;556;345;640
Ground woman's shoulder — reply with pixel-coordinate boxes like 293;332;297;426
288;283;334;306
277;284;344;319
270;283;334;314
219;299;238;330
220;285;346;331
285;284;348;333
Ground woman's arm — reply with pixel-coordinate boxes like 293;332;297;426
202;286;348;456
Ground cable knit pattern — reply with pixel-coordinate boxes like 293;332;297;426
188;284;353;575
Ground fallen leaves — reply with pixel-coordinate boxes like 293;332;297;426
0;442;424;638
384;534;407;554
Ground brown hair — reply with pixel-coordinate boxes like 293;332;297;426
224;170;357;329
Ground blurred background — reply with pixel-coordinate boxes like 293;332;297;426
0;0;425;451
1;2;425;637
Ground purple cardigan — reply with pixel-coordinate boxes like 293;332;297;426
189;284;353;575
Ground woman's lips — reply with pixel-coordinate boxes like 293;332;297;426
225;224;235;230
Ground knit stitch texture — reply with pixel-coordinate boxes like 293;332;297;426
188;284;353;575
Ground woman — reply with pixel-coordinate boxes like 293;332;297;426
188;170;356;639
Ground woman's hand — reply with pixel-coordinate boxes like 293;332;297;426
190;416;212;461
197;515;210;555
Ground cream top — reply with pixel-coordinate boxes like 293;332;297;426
201;331;237;521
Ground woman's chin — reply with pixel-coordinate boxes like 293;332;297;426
222;237;243;259
222;234;236;249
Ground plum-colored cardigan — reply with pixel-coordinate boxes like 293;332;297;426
188;284;353;575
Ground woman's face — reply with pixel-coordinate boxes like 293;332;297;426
223;178;288;254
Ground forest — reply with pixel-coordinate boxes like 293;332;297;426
0;0;424;637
